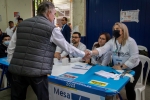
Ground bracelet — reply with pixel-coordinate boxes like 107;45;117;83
90;51;93;56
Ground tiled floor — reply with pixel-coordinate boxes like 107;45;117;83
0;83;150;100
0;86;37;100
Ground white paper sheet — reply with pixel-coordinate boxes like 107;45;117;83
67;67;89;74
68;62;92;74
95;70;120;79
51;62;91;76
72;64;92;70
116;70;124;73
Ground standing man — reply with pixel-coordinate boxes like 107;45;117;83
7;1;89;100
5;21;14;38
13;18;23;33
61;17;71;43
54;17;71;57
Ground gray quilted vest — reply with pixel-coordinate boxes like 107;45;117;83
8;15;56;77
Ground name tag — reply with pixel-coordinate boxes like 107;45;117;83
116;59;122;64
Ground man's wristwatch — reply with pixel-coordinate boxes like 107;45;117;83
120;65;123;68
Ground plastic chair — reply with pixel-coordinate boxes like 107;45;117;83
135;55;150;100
138;45;148;52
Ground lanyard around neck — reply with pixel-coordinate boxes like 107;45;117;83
115;39;122;57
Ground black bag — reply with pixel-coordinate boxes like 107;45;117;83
139;50;149;57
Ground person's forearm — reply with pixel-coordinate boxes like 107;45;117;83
52;28;85;57
13;27;17;33
91;49;99;56
122;64;128;69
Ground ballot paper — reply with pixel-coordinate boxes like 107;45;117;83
116;70;124;73
72;64;92;70
95;70;120;79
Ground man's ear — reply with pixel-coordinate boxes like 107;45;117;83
49;9;52;13
47;10;51;15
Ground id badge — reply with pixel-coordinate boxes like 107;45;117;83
116;59;122;65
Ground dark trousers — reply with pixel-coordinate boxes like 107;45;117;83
11;74;49;100
125;61;142;100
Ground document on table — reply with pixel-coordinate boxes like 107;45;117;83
67;62;92;74
95;70;120;79
72;64;92;70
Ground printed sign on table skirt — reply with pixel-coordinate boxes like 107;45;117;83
89;80;108;87
49;83;105;100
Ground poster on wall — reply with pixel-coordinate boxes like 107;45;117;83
14;12;20;24
120;9;139;23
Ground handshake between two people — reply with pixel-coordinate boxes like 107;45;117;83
82;50;92;61
54;49;94;61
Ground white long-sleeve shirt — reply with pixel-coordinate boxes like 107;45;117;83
5;27;15;38
91;42;112;66
7;27;85;62
55;46;63;53
61;42;86;63
96;37;140;69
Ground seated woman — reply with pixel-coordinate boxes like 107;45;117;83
89;22;142;100
0;34;11;58
86;32;111;66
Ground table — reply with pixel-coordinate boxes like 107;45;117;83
48;61;135;100
0;57;10;91
0;57;134;100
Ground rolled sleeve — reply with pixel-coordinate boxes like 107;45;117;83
61;51;68;57
55;46;63;53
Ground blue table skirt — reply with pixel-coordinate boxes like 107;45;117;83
48;65;135;96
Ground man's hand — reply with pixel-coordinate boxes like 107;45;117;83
85;58;90;63
113;64;122;70
54;52;61;60
82;50;91;61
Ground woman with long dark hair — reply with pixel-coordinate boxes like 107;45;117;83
86;32;111;66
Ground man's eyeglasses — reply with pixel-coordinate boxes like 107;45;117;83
72;36;80;39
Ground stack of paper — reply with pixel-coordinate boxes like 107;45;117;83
95;70;120;79
72;64;92;70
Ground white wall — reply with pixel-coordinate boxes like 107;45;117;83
0;0;32;31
